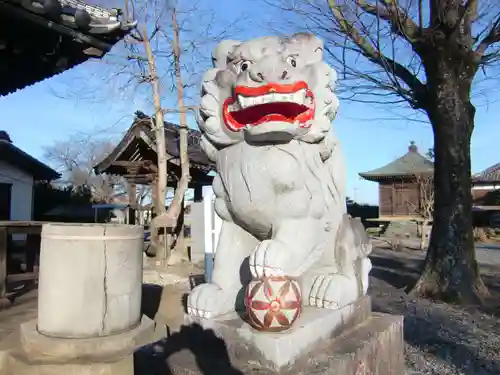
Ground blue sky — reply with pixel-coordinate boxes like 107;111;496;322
0;0;499;205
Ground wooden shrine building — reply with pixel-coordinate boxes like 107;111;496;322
472;163;500;205
359;142;434;218
0;0;136;96
93;112;215;221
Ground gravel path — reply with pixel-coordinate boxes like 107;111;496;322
369;247;500;375
474;243;500;265
372;239;500;265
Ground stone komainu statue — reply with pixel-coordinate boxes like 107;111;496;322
187;33;372;318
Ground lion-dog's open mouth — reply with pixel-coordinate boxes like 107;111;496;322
222;81;315;131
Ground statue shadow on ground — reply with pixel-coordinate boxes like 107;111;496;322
369;252;500;375
134;323;244;375
369;254;423;290
138;277;244;374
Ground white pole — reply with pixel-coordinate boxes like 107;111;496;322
202;186;214;282
213;201;222;251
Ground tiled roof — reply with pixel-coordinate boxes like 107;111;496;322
472;163;500;183
3;0;137;37
0;132;60;180
0;0;137;96
94;113;215;185
359;144;434;181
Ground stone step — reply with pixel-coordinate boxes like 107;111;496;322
0;315;166;375
165;310;406;374
0;330;21;375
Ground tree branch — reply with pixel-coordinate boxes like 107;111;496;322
475;15;500;61
328;0;426;108
355;0;420;42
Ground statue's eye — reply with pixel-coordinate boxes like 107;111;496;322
286;56;297;67
238;60;252;73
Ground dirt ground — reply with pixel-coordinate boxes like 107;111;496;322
369;247;500;375
141;262;204;332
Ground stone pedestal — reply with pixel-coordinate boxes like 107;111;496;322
7;316;155;375
169;297;405;374
4;223;155;375
37;223;144;338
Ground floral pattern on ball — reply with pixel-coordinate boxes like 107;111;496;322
245;276;301;332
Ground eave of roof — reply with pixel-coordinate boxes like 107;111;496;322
0;0;137;96
0;140;60;181
472;162;500;183
359;150;434;182
94;114;215;178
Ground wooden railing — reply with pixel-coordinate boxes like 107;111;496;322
0;221;43;308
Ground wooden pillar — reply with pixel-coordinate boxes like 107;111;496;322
175;201;186;257
0;227;10;308
151;178;158;219
127;182;137;225
26;234;40;273
194;185;203;202
391;182;396;216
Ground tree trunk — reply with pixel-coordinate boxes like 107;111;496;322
143;26;169;263
166;6;191;224
165;7;190;264
152;8;191;236
409;62;488;304
149;7;191;266
143;30;168;217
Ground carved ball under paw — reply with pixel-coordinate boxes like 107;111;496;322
187;283;232;319
245;276;301;332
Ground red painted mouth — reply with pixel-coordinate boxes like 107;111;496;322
223;81;315;132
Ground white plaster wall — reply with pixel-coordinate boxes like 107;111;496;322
0;161;33;240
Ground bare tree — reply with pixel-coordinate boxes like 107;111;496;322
125;9;170;237
400;146;435;251
272;0;500;303
148;6;191;236
51;1;244;264
405;173;434;251
120;0;240;264
122;1;189;265
44;131;152;214
43;135;124;203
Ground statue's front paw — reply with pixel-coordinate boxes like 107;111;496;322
187;284;233;319
249;240;289;279
309;274;358;309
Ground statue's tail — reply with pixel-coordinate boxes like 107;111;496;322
334;214;373;297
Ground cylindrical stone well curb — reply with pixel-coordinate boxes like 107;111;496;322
37;223;144;339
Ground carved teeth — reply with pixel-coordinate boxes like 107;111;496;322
236;89;308;109
228;102;241;112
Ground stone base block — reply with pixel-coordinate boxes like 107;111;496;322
168;312;405;375
18;315;155;363
3;316;156;375
186;296;371;369
8;355;133;375
0;298;12;310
